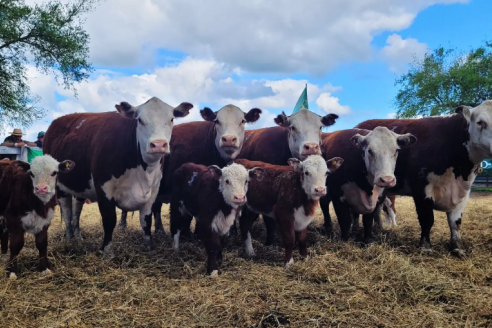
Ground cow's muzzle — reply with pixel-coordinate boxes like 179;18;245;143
376;176;396;188
233;195;246;205
35;184;49;194
148;140;169;154
301;143;320;156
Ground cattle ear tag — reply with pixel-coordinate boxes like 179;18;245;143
66;162;70;168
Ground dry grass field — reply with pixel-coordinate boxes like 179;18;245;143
1;194;492;328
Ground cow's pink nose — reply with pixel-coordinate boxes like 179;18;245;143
221;135;237;147
233;195;246;204
35;184;49;194
377;176;396;187
149;140;168;153
302;143;320;155
315;187;326;195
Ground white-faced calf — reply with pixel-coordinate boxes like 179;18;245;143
170;162;259;276
0;156;75;279
235;155;343;267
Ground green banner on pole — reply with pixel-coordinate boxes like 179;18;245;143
27;148;43;163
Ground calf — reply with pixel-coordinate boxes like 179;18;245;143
320;127;416;242
0;156;75;279
235;155;343;267
170;163;259;276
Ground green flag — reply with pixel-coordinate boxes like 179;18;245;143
27;148;43;163
292;84;308;114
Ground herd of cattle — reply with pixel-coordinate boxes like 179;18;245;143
1;97;492;278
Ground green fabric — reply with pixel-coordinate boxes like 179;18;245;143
27;148;43;163
292;84;308;114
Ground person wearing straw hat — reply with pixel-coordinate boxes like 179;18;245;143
1;129;36;148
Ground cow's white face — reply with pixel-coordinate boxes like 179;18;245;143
351;127;416;188
275;109;338;160
460;101;492;164
288;155;343;200
27;155;75;203
116;97;192;164
208;163;262;209
201;105;262;162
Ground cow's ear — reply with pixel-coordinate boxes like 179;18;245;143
174;102;193;118
321;113;339;127
59;160;75;173
248;167;264;178
455;105;471;122
208;165;222;178
350;134;365;149
274;112;290;128
287;158;302;171
201;107;217;122
245;108;262;123
12;160;30;172
115;102;138;119
397;133;417;148
326;157;344;172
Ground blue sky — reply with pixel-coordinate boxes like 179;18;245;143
18;0;492;140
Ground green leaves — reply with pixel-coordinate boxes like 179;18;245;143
395;42;492;118
0;0;98;130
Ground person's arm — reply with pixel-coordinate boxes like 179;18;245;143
25;141;37;147
0;140;14;147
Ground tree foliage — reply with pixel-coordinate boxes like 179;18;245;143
0;0;97;129
395;42;492;118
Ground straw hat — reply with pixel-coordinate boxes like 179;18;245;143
9;128;25;136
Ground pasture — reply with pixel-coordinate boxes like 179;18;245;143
1;194;492;328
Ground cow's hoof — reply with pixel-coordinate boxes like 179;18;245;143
284;258;294;269
9;272;17;280
209;270;219;278
451;248;466;258
40;269;52;276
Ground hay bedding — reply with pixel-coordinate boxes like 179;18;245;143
1;194;492;328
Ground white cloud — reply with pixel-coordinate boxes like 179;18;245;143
386;112;397;119
26;0;468;74
316;93;351;115
381;33;429;73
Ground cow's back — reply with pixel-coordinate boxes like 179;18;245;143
238;127;292;165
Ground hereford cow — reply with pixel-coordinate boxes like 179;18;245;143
170;163;260;276
320;127;417;242
0;156;75;279
118;104;262;234
355;102;492;256
235;155;343;267
237;109;339;245
43;97;192;252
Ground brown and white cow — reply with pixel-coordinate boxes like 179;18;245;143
43;97;192;252
170;162;259;276
118;104;262;234
237;109;339;245
235;155;343;267
355;101;492;256
0;156;75;279
319;127;416;242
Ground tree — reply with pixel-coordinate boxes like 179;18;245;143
0;0;98;129
394;42;492;118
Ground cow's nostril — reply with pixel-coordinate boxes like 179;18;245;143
222;137;227;142
232;137;237;143
150;143;156;148
163;143;168;149
304;145;310;150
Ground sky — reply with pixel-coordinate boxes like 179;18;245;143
13;0;492;142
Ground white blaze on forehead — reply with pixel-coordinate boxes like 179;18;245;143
288;110;324;158
300;155;328;199
219;163;250;208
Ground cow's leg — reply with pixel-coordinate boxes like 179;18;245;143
239;207;257;257
201;223;221;277
72;197;85;239
95;190;117;255
263;215;276;246
57;187;74;240
447;193;469;258
362;212;376;244
118;210;128;230
298;228;308;259
352;213;360;230
151;201;165;234
6;231;24;279
278;222;295;269
0;218;8;254
414;196;435;252
35;227;51;275
319;195;334;237
373;203;383;228
170;198;185;250
332;198;352;241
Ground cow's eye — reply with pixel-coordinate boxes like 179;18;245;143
215;119;220;125
51;171;58;177
290;126;296;132
325;171;329;176
368;149;374;156
225;179;230;184
171;118;174;123
305;171;309;176
241;119;246;125
138;118;145;126
29;171;34;178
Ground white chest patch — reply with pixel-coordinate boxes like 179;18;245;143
21;209;54;235
424;168;475;212
102;165;162;211
211;210;237;236
293;207;314;231
340;182;383;214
